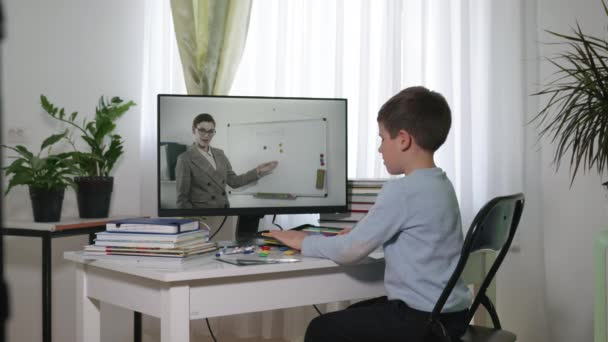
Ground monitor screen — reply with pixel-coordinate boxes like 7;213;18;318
157;94;348;224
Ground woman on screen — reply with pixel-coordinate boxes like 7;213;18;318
175;113;278;208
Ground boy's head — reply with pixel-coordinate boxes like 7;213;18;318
377;86;451;152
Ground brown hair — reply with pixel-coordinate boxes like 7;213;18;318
192;113;216;129
377;86;451;152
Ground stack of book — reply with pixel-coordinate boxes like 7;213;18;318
319;179;386;228
82;218;217;266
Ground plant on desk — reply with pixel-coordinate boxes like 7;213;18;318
1;131;76;222
41;95;136;218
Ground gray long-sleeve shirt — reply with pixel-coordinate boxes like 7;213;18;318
302;168;472;312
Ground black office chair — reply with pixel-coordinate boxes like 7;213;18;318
427;193;525;342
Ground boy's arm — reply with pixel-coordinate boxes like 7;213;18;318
298;183;408;264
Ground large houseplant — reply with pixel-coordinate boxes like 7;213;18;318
1;131;76;222
40;95;136;218
531;0;608;188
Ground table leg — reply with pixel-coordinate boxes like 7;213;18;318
134;311;142;342
42;234;52;342
161;285;189;342
75;263;100;342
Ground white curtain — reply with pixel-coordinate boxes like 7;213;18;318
140;0;527;340
139;0;186;217
231;0;526;226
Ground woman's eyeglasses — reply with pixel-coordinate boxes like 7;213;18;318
196;128;216;135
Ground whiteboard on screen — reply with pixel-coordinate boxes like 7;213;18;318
226;118;328;198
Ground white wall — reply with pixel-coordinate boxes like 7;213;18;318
537;1;608;341
2;1;147;341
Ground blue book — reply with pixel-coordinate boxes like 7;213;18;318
106;218;200;234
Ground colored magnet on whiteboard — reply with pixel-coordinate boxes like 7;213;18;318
316;169;326;189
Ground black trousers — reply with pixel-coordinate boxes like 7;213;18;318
305;296;469;342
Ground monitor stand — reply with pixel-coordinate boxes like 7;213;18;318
217;214;265;247
235;214;264;240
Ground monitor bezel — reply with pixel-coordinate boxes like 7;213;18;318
156;94;348;217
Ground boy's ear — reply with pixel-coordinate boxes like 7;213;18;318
398;129;412;151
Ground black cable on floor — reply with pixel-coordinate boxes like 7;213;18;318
272;214;284;230
313;304;323;316
205;318;218;342
209;216;229;240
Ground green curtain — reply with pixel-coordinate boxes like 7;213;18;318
171;0;252;95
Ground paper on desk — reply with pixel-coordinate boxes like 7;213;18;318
216;256;301;266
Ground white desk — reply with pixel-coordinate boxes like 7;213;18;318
65;251;493;342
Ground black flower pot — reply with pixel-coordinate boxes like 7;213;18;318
29;186;65;222
75;176;114;218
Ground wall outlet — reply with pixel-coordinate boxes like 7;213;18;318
6;126;29;143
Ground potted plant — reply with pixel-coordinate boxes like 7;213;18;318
1;131;76;222
40;95;136;218
531;0;608;189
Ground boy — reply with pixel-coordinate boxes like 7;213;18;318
271;86;472;341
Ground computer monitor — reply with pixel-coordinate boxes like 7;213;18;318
157;94;348;238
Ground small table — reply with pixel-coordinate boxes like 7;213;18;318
2;218;122;342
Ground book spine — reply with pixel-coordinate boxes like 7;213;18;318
107;225;181;234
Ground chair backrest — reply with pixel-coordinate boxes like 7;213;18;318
430;193;525;330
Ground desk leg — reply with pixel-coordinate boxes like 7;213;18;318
134;311;142;342
75;264;100;342
161;285;189;342
42;234;52;342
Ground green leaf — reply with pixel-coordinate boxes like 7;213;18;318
40;130;68;151
4;160;30;176
13;145;34;159
40;95;57;116
30;156;44;171
5;173;32;195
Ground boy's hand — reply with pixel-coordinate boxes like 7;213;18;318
337;228;353;236
269;230;307;250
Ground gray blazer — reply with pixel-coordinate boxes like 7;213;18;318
175;144;259;208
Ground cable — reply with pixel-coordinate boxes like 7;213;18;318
209;216;229;240
272;214;284;230
313;304;323;316
205;318;218;342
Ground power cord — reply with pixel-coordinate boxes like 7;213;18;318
313;304;323;316
271;214;284;230
209;216;229;240
205;318;218;342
